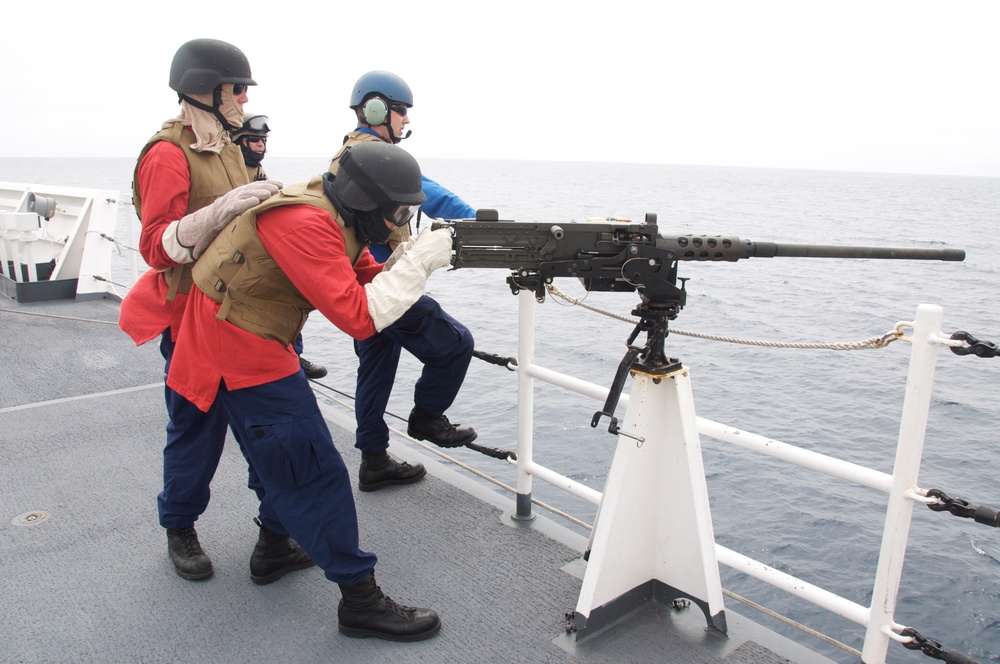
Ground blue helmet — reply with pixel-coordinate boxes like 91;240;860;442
349;71;413;109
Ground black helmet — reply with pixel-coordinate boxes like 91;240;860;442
349;71;413;108
231;113;270;141
334;142;425;217
169;38;256;94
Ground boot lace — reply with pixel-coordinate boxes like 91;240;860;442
173;527;204;557
369;577;416;619
382;594;417;619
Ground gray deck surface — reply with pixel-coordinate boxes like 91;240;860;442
0;296;832;664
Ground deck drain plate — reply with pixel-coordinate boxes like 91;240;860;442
12;510;50;526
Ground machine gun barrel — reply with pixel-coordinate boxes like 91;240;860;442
741;241;965;262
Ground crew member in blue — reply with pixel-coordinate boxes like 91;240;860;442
329;70;476;262
328;71;478;493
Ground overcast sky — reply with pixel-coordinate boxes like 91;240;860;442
4;0;998;177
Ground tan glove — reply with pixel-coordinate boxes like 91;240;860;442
162;180;283;263
365;227;454;331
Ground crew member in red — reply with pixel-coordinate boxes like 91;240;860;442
119;38;307;586
168;141;451;641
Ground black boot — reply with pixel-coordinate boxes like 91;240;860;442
250;517;316;585
299;356;328;379
166;525;213;581
407;407;477;448
338;573;440;641
359;452;426;492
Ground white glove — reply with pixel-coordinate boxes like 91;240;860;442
364;227;454;331
162;180;283;263
383;224;451;272
380;237;413;273
407;226;453;272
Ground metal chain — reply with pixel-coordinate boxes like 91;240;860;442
546;284;903;351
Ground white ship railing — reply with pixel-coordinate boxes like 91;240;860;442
511;290;952;664
0;182;121;301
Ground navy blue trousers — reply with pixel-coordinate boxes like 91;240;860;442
160;332;282;531
354;295;474;453
218;371;377;584
158;332;254;528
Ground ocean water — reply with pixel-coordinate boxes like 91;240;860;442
2;157;999;663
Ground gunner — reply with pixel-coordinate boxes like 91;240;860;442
169;141;451;641
329;71;478;493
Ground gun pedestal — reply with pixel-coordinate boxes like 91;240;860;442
438;214;965;643
571;304;727;640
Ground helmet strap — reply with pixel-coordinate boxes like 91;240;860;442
179;91;241;132
386;123;413;145
322;172;390;244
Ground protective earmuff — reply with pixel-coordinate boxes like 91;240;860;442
361;96;389;126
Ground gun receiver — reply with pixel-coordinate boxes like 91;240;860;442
432;210;966;435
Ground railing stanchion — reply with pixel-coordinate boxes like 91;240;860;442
513;289;536;521
862;304;942;662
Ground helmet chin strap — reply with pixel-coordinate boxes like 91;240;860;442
179;90;241;132
387;125;413;144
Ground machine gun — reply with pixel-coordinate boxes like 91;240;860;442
432;210;965;434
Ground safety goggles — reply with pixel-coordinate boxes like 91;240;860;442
390;103;408;117
245;115;270;132
385;205;417;228
245;135;266;144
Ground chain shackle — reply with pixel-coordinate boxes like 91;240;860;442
899;627;980;663
926;489;1000;528
949;331;999;358
472;349;518;371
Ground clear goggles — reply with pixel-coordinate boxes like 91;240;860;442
385;205;417;228
245;115;270;132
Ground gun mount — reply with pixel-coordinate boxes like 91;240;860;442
433;210;966;434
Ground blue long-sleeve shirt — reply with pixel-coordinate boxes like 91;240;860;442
420;174;476;220
352;127;476;220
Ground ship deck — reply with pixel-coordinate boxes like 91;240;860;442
0;296;832;663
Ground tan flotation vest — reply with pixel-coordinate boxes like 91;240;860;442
329;131;412;250
191;175;367;346
132;124;249;299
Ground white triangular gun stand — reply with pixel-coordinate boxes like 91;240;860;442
572;364;727;639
